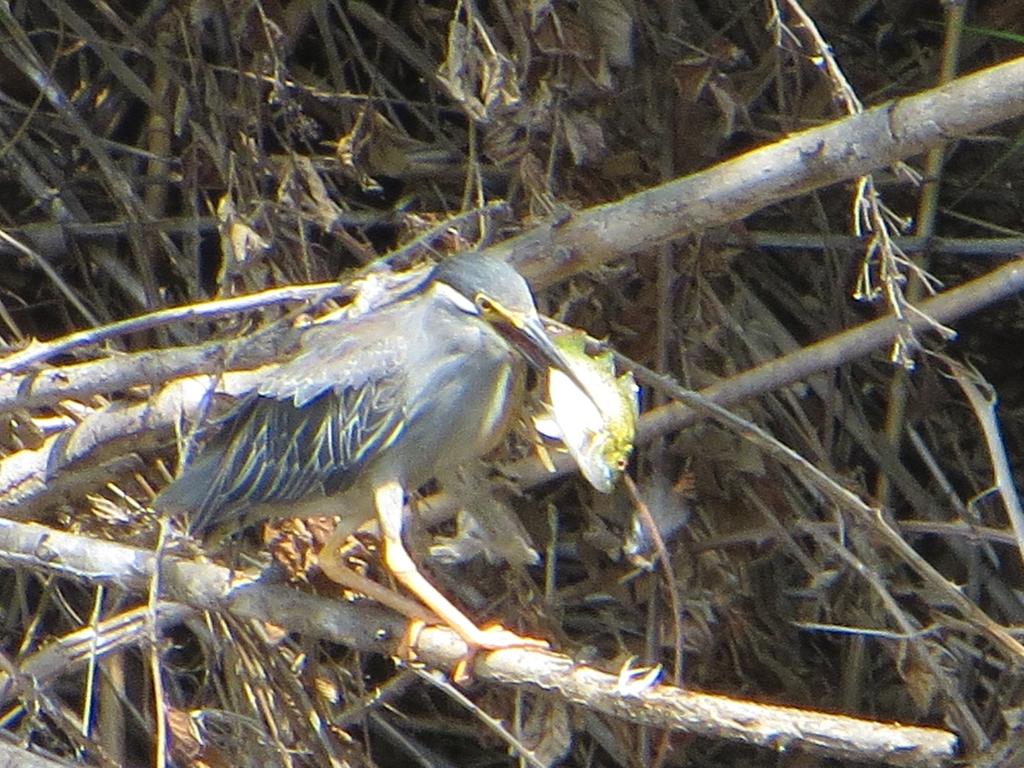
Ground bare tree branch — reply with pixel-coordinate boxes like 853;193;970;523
490;56;1024;287
0;519;957;767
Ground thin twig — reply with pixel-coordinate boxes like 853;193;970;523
0;282;343;375
947;358;1024;572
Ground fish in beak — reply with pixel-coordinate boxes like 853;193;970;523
533;330;639;493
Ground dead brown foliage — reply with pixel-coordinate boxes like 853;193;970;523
2;1;1024;766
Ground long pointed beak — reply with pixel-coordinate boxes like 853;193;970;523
500;310;604;410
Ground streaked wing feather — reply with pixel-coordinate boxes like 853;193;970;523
162;358;409;534
322;378;405;495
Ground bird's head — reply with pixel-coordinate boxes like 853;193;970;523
432;254;638;493
431;254;593;389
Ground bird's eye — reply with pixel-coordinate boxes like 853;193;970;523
475;294;494;312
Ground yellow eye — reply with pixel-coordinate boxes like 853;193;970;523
475;294;494;312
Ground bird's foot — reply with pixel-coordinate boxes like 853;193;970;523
400;619;549;683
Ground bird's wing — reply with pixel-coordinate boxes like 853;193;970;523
259;318;405;405
158;320;412;534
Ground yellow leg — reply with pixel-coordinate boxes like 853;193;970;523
318;518;435;622
374;480;549;652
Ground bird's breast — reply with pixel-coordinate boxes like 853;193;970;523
380;322;524;489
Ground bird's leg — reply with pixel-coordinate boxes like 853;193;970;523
318;522;435;622
374;480;549;655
